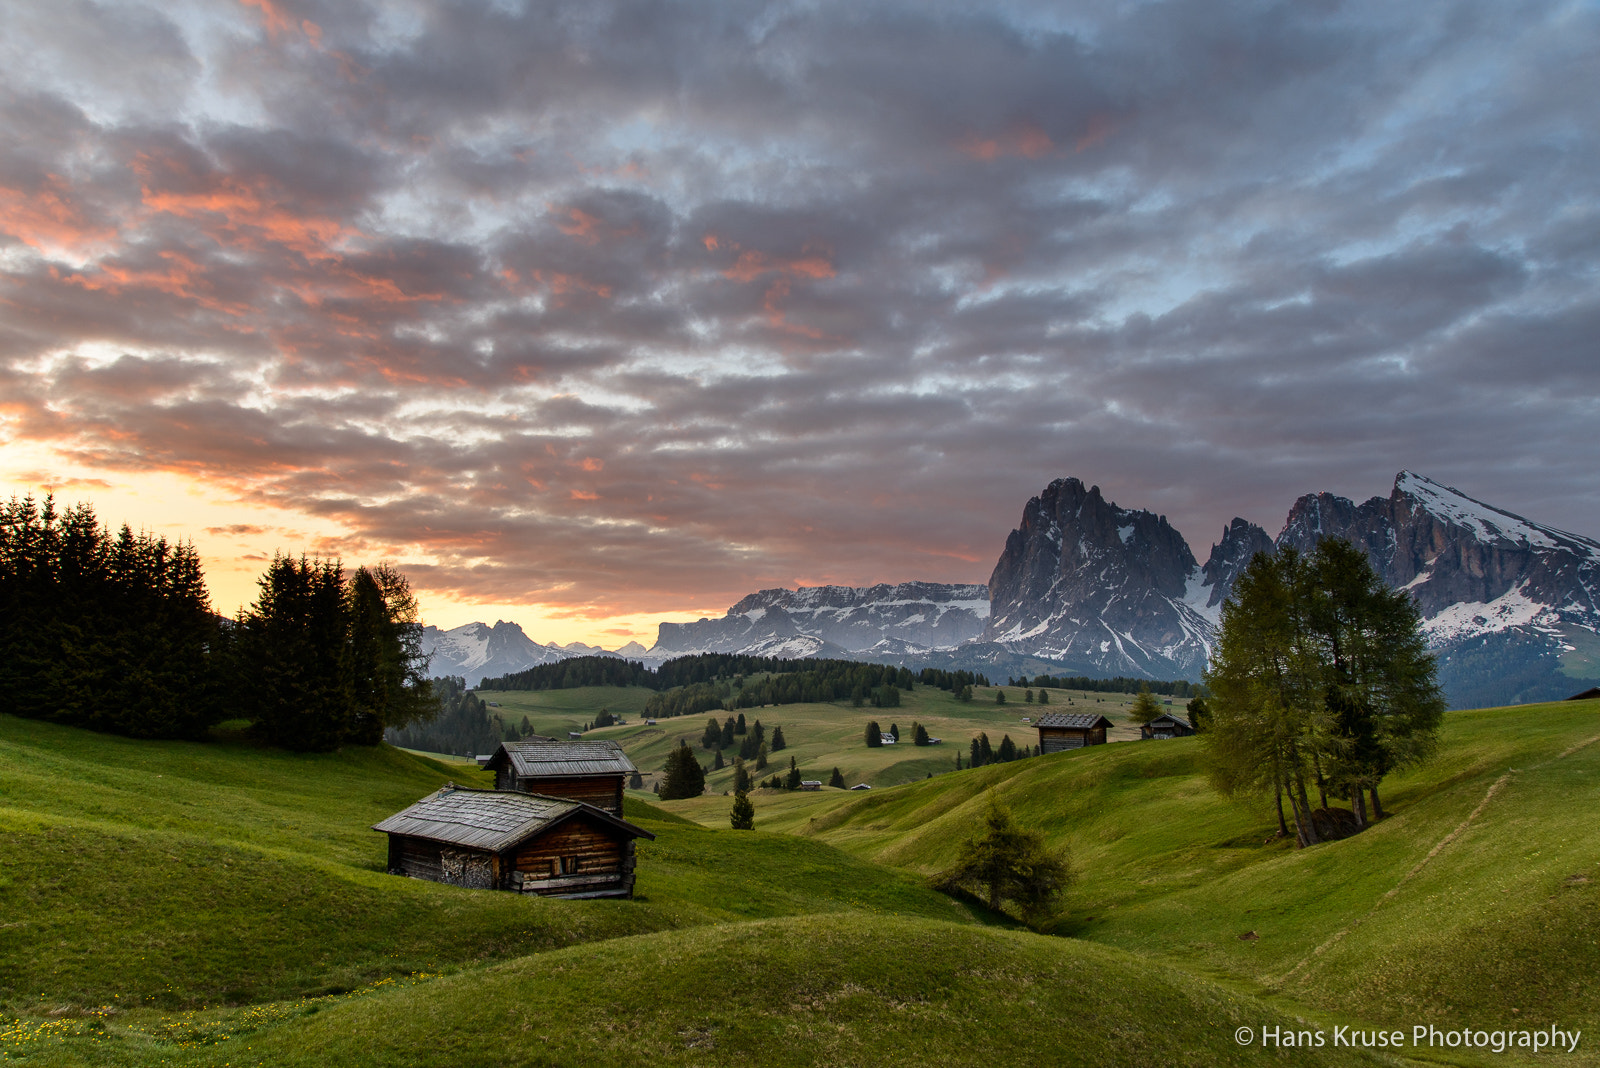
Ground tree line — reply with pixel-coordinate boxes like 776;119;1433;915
1;495;434;750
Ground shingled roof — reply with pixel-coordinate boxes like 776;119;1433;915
1034;712;1115;730
486;740;638;778
372;786;653;851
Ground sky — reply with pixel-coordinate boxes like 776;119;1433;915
2;0;1597;648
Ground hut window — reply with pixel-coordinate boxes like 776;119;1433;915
557;856;579;875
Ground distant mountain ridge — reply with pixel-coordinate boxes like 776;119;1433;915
651;582;990;661
421;621;633;687
425;471;1600;709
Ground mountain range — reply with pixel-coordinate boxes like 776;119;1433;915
422;471;1600;708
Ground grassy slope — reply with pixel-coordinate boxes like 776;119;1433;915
0;715;971;1015
148;915;1384;1068
753;699;1600;1051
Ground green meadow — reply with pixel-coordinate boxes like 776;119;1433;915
1;691;1596;1066
484;681;1158;792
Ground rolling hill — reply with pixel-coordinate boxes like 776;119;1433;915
2;691;1597;1066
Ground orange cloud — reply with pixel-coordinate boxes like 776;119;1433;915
238;0;296;40
703;233;721;251
570;489;600;500
580;457;604;472
0;177;119;255
722;248;836;283
957;122;1057;161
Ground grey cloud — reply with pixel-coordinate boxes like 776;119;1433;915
2;0;1597;618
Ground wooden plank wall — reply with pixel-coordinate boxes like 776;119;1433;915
515;774;624;814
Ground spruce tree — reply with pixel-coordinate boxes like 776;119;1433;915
998;735;1017;762
785;755;801;790
865;720;883;747
995;689;1007;705
770;725;786;751
755;742;769;770
729;790;755;830
828;766;845;788
659;742;707;800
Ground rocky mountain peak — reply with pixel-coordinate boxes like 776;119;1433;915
1199;518;1274;608
982;478;1209;677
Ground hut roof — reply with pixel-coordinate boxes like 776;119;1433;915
486;740;638;778
1035;712;1115;730
1147;712;1190;727
372;786;653;852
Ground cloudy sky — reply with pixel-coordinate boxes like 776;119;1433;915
2;0;1596;646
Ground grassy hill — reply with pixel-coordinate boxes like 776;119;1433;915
661;697;1600;1052
3;695;1595;1066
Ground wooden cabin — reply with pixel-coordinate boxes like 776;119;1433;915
1139;712;1196;740
373;785;655;899
1035;712;1114;753
483;740;637;816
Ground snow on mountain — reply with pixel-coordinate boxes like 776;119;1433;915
421;621;634;687
648;582;989;659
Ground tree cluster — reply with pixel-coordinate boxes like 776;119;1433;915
966;732;1034;768
1;496;220;738
1;496;433;751
1019;674;1198;697
233;555;434;750
1203;540;1446;846
386;676;502;756
917;668;991;691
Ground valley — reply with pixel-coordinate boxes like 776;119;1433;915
4;688;1597;1066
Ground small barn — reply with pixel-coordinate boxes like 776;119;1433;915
1140;712;1196;740
1036;711;1114;753
374;785;655;898
484;740;637;816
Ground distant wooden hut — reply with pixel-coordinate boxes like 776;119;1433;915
1139;712;1196;740
1567;687;1600;701
483;741;637;816
374;785;655;898
1035;712;1113;753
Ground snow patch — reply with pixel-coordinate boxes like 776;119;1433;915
1422;584;1554;643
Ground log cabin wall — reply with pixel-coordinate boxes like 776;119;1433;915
509;819;625;879
514;774;624;815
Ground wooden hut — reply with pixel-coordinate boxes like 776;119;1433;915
483;740;637;816
1139;712;1196;740
374;785;655;898
1035;711;1113;753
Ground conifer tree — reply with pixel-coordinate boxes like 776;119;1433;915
1129;684;1163;726
995;689;1007;705
770;725;786;751
755;742;769;770
865;720;883;747
937;797;1072;923
732;756;750;793
998;734;1017;762
913;722;930;746
829;766;845;788
729;790;755;830
702;717;722;749
659;742;707;800
785;755;801;790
